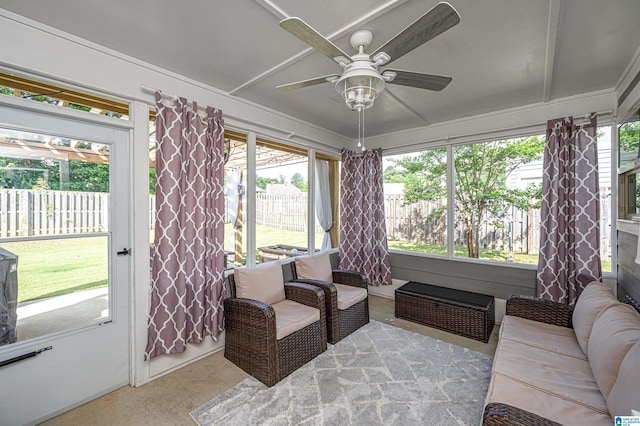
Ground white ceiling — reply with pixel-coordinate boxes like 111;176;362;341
1;0;639;139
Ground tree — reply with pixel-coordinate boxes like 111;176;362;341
619;120;640;156
390;137;545;258
0;156;111;192
256;176;280;190
290;172;307;192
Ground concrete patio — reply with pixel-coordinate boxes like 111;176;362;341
15;287;109;342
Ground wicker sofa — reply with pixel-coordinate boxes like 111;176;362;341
483;281;640;425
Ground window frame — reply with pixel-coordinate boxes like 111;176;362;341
383;122;617;277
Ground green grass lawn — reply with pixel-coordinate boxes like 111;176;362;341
1;236;108;303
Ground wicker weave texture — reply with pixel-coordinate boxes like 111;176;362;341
505;295;574;328
338;298;369;340
395;287;495;343
224;274;327;387
482;402;563;426
292;268;370;345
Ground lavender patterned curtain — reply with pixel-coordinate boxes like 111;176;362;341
145;92;226;359
339;148;392;286
536;113;601;305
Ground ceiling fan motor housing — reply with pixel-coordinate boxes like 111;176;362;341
335;54;385;110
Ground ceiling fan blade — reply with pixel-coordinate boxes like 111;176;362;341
373;2;460;65
280;17;350;63
276;75;339;92
384;70;452;91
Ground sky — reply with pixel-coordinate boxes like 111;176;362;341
256;159;308;183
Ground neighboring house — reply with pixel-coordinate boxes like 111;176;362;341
265;183;302;196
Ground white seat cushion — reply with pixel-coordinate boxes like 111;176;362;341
272;299;320;340
500;315;586;360
486;336;611;425
334;283;367;311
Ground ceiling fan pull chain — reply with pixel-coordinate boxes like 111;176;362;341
361;107;366;152
357;106;361;149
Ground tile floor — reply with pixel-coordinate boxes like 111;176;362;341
41;295;499;425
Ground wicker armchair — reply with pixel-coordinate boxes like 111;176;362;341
291;254;370;345
224;269;327;387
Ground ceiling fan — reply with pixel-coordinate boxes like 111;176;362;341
276;2;461;112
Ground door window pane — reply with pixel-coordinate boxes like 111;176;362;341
0;127;110;346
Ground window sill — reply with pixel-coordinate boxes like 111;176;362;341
388;248;615;278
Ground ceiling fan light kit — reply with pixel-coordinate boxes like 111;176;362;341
277;2;461;149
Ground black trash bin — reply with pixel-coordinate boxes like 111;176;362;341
0;247;18;346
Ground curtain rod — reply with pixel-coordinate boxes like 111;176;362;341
139;84;339;152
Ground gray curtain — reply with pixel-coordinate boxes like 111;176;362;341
339;148;392;286
146;92;226;359
314;160;332;251
536;113;602;304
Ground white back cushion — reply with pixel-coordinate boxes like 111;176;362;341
234;261;286;305
294;252;333;283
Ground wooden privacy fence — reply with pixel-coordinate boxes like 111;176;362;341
385;189;612;259
149;193;324;232
255;193;324;233
0;189;109;238
3;189;612;260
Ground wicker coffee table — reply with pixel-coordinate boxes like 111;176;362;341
395;281;495;343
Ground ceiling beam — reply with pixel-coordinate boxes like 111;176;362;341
543;0;563;103
230;0;409;96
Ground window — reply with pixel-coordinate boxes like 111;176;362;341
619;112;640;220
619;112;640;173
0;125;117;344
453;136;545;263
314;155;340;251
383;147;448;256
0;72;129;119
148;116;340;268
254;138;316;263
223;131;248;267
384;127;613;272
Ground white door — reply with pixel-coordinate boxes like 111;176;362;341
0;101;130;425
